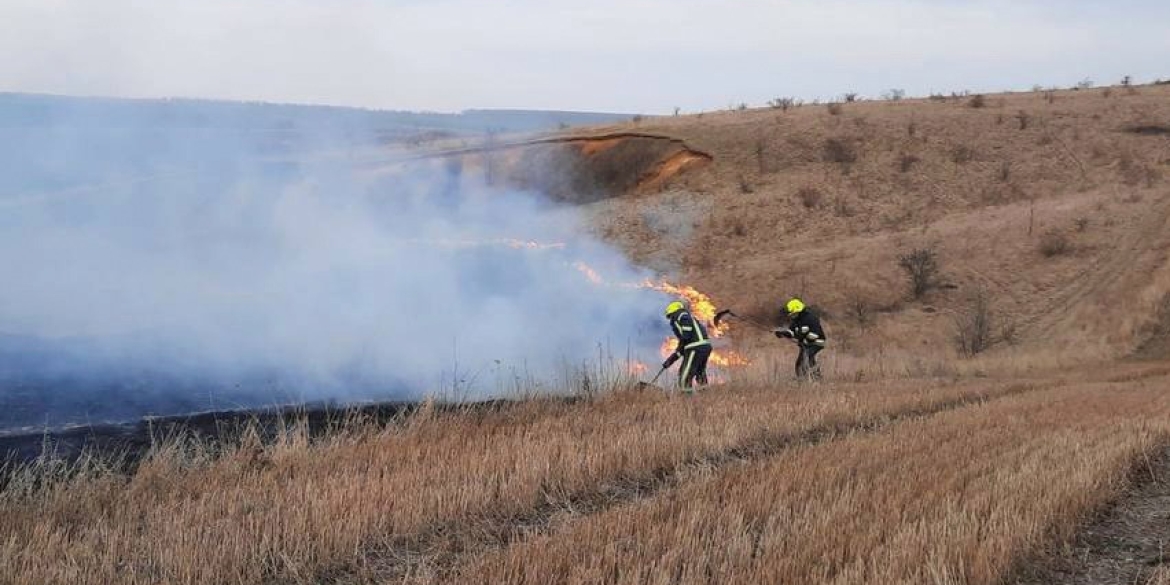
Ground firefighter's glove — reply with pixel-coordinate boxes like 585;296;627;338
662;353;680;369
774;328;794;340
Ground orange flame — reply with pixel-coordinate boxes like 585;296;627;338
569;262;751;369
404;238;566;250
573;261;604;285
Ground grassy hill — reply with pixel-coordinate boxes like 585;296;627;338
566;84;1170;369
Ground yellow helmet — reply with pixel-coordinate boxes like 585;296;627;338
665;301;685;316
785;298;806;316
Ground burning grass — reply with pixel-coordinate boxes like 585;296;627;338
0;374;1044;585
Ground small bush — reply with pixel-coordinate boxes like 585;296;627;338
907;120;917;137
832;196;855;218
951;145;976;164
883;89;906;101
1039;229;1072;257
844;292;876;329
1076;78;1095;90
822;138;857;165
826;102;844;116
769;97;798;111
738;176;754;194
843;92;859;103
1075;217;1090;232
928;93;947;102
898;248;941;299
1044;90;1056;104
1016;111;1030;130
953;289;994;356
796;187;823;209
968;94;987;108
998;162;1011;182
899;154;921;173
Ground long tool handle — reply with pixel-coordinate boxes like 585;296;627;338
649;366;667;385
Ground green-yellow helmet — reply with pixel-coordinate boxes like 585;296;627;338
665;301;685;316
785;298;806;316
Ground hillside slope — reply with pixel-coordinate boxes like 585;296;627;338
569;85;1170;365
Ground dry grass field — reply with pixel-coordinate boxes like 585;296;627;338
4;83;1170;584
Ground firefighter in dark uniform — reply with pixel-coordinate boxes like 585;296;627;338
662;301;712;392
774;298;827;380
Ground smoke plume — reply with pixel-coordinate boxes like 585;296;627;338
0;103;668;429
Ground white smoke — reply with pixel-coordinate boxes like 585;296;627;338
0;110;669;425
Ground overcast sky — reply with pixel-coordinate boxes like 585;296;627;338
2;0;1167;114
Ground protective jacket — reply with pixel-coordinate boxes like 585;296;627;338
668;310;711;356
786;309;827;347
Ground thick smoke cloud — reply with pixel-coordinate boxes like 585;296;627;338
0;111;668;429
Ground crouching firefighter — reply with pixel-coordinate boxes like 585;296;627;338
774;298;827;380
662;301;712;392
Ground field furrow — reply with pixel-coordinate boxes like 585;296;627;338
445;376;1170;585
1;376;1044;585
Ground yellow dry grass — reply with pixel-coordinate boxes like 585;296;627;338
450;378;1170;585
0;375;1033;585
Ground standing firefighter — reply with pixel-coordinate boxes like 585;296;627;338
662;301;712;391
775;298;827;380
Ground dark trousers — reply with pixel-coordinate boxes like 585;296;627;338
795;345;823;380
679;345;712;389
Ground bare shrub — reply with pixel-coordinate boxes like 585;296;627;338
1102;87;1113;98
882;89;906;101
769;97;798;111
631;114;644;124
1075;217;1090;232
738;175;754;194
928;93;947;102
1039;229;1072;257
796;186;823;209
823;138;857;165
843;92;859;103
953;289;994;356
1016;111;1030;130
1044;90;1056;104
899;154;920;173
950;145;975;164
998;162;1011;182
907;120;917;137
898;248;941;299
1000;318;1019;346
1121;75;1133;87
844;292;876;329
1076;78;1095;90
826;102;844;116
832;196;855;218
968;94;987;108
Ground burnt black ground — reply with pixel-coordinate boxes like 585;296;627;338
0;400;424;468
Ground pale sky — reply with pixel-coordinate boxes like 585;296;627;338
1;0;1167;114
